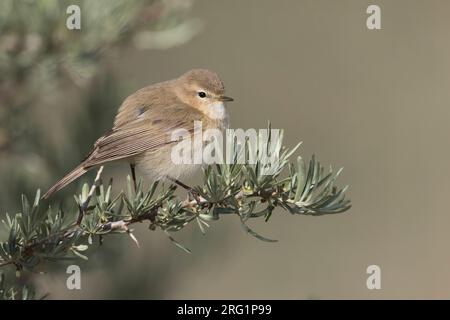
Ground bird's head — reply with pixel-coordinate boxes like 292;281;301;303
175;69;233;120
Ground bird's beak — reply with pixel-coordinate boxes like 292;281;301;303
218;95;234;102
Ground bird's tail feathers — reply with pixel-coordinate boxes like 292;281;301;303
42;164;88;199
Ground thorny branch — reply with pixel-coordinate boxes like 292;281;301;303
77;166;104;225
0;132;351;275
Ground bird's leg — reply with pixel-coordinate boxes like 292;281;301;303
166;176;201;203
130;164;137;192
166;176;192;191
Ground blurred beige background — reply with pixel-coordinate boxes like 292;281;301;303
4;0;450;299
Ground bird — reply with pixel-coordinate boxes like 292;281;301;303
42;69;233;199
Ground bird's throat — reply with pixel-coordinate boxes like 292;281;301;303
206;101;226;120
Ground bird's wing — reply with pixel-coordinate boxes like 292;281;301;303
83;103;202;168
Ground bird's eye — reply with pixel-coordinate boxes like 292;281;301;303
198;91;207;98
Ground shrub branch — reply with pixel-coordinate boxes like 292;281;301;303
0;130;351;274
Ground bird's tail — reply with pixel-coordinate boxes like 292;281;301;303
42;164;88;199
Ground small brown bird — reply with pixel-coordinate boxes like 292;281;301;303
43;69;233;199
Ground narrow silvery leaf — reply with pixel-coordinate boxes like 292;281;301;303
240;218;277;243
294;156;306;202
164;231;191;254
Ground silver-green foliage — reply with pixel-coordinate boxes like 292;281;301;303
0;0;197;91
0;129;351;271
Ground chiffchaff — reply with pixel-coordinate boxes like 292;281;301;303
43;69;233;199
